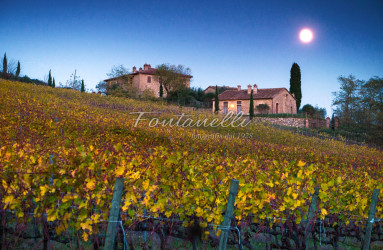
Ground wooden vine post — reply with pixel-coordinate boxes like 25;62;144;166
304;187;320;250
218;179;239;250
362;189;380;250
0;211;3;250
104;177;125;250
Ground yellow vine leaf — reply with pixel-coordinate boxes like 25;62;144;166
62;194;72;203
81;220;93;232
142;179;150;190
320;208;328;219
82;232;89;242
91;214;101;223
86;180;96;190
47;209;57;222
297;160;306;167
3;195;14;208
2;180;8;189
40;186;48;196
200;222;207;228
115;165;125;176
56;223;66;235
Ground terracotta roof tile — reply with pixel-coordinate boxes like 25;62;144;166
218;88;288;100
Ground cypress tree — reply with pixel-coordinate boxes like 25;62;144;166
16;61;20;77
81;79;85;92
330;114;335;130
249;89;254;120
48;70;52;86
2;53;7;77
52;78;55;88
159;83;163;97
289;62;302;110
214;85;219;113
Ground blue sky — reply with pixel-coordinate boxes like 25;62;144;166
1;0;383;115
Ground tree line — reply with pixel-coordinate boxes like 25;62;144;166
1;52;87;92
332;75;383;145
1;53;45;85
1;52;53;87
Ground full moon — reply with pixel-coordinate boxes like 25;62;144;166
299;28;313;43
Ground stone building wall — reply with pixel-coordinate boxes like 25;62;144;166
212;88;297;115
134;74;190;97
109;73;190;98
272;91;297;114
135;74;162;96
212;99;273;114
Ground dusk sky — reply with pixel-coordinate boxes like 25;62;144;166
2;0;383;115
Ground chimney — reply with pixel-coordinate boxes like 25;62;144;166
148;64;151;69
253;84;258;94
247;84;252;94
144;63;149;70
139;67;142;71
133;66;137;73
237;85;241;91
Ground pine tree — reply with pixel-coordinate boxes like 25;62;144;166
2;53;7;77
81;79;85;92
214;85;219;113
48;70;52;87
159;83;163;97
52;78;55;88
249;89;254;120
16;61;20;77
289;62;302;110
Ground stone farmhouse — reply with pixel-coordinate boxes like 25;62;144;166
213;84;297;115
104;63;192;97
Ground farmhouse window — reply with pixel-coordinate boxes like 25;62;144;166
147;76;152;83
223;102;228;114
276;103;279;114
237;101;242;113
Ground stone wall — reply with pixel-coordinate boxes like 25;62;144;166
307;118;327;128
254;117;306;127
253;117;327;128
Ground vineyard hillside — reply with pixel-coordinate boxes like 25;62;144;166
1;79;382;248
